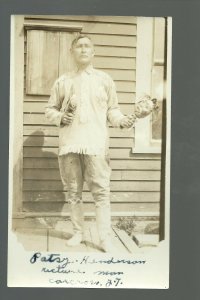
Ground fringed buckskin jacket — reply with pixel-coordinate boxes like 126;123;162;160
45;64;125;156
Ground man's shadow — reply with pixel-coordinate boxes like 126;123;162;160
13;130;101;251
21;130;101;251
21;130;73;242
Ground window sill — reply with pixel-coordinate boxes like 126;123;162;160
132;145;161;154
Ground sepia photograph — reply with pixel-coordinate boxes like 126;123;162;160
8;15;171;288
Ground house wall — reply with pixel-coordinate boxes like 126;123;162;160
21;15;161;217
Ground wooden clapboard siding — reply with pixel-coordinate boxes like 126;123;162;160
25;15;137;24
23;126;134;138
24;92;136;104
22;202;159;214
23;147;160;160
22;15;161;216
24;18;137;96
23;158;161;170
23;180;160;192
23;101;135;114
93;57;136;70
91;47;136;58
24;18;137;35
23;120;135;139
23;191;160;203
25;45;136;58
23;109;134;125
26;76;136;96
95;69;136;80
23;169;161;181
23;190;160;202
23;137;134;148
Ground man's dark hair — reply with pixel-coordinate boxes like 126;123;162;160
71;34;93;49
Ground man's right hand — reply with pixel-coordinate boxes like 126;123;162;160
61;112;75;125
120;115;135;128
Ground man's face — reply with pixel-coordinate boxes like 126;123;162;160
72;37;95;66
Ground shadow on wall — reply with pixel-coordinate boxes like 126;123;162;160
11;130;75;246
22;130;68;218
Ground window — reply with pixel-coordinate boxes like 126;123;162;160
133;17;170;154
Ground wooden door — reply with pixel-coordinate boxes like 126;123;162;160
26;29;76;95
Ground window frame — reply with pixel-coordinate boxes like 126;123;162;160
133;17;170;154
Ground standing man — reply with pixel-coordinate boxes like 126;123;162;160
45;35;135;252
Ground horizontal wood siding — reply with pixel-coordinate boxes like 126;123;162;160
23;15;161;216
23;169;161;181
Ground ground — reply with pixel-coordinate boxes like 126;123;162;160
13;218;159;254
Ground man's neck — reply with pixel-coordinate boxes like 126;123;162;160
77;63;93;72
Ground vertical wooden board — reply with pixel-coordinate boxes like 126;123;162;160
153;18;165;62
110;227;130;254
112;226;140;254
12;16;24;213
26;30;60;95
59;32;77;75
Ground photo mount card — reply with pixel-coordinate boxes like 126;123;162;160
8;15;172;289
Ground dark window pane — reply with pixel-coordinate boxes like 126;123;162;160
152;100;163;140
